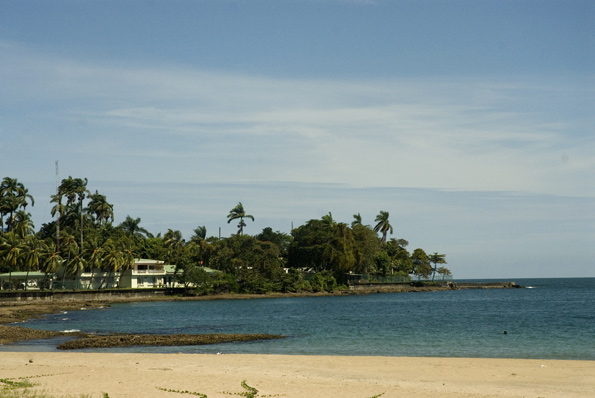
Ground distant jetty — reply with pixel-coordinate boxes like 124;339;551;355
348;281;520;294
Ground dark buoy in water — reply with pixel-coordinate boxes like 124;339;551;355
503;331;508;335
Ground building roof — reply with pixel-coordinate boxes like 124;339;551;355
0;272;47;279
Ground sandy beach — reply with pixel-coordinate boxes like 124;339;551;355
1;299;594;397
1;352;593;398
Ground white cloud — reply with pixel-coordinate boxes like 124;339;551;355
2;41;593;197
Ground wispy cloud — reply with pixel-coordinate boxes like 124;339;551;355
2;41;593;197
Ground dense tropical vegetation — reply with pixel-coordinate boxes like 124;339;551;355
0;176;451;294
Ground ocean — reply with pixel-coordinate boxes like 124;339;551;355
4;278;595;360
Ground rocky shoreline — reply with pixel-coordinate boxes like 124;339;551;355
0;294;297;348
56;333;284;350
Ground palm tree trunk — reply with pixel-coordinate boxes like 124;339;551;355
88;267;95;289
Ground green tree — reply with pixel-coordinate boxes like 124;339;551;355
373;211;393;243
118;216;153;239
351;213;363;228
373;251;392;277
22;236;45;290
411;248;432;280
164;229;185;265
191;226;207;242
227;202;254;235
101;239;123;288
40;242;62;289
385;238;412;275
13;210;35;238
0;232;24;289
288;219;356;282
437;266;452;280
351;224;381;274
0;177;34;233
86;190;114;226
321;212;335;226
66;245;86;289
57;230;78;288
58;177;90;249
84;236;104;289
257;227;291;258
428;252;447;281
117;237;136;287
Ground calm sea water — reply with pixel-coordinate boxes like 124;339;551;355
4;278;595;360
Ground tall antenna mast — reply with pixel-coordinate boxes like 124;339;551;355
55;160;60;250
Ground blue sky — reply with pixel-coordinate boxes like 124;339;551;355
1;0;594;278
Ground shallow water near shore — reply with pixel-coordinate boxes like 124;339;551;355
4;278;595;359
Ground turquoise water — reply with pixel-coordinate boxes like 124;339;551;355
5;278;595;359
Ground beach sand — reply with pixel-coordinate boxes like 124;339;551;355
1;352;593;398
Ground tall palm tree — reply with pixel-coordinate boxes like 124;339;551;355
58;177;90;249
373;211;393;243
227;202;254;235
50;193;65;250
74;178;90;248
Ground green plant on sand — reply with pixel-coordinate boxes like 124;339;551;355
157;380;383;398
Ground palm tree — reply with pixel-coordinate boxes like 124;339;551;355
74;178;90;248
373;211;393;243
0;177;34;233
84;236;104;289
40;242;62;290
13;210;35;238
227;202;254;235
321;212;335;226
86;190;114;226
22;236;45;290
118;216;152;239
58;177;90;249
351;213;362;228
65;245;86;289
428;252;447;281
0;232;23;289
164;229;185;265
101;240;122;289
117;239;136;288
191;226;207;242
58;230;78;289
50;193;65;250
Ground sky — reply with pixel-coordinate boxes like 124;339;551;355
1;0;594;279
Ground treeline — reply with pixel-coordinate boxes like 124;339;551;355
0;176;451;294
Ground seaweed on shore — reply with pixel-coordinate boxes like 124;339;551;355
56;333;285;350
